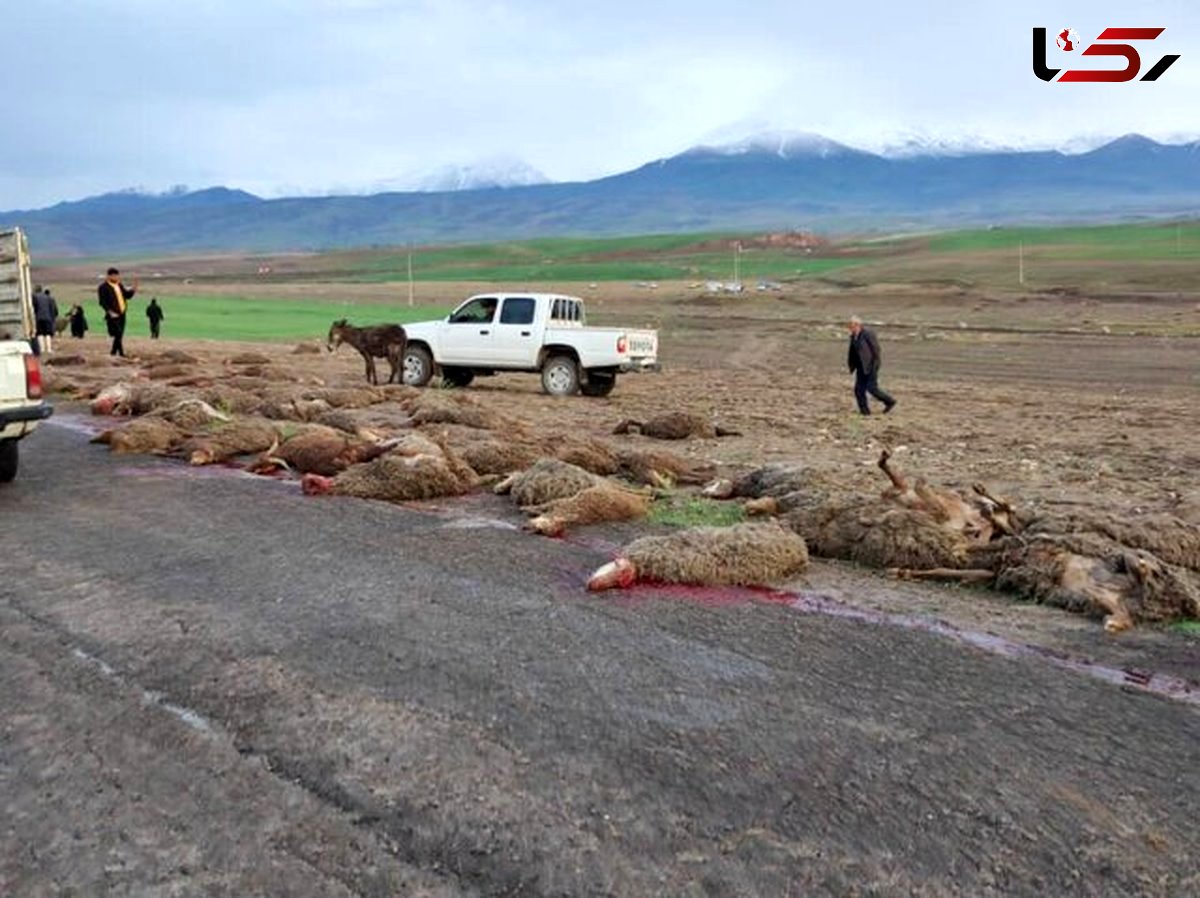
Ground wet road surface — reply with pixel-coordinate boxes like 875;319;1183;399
2;421;1198;896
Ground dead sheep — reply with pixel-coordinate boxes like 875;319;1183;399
143;362;195;381
302;442;477;502
151;399;231;430
292;342;322;355
588;522;809;591
1021;510;1200;572
150;349;200;365
779;451;1016;570
315;409;364;435
304;386;390;409
524;484;652;536
704;464;830;515
226;352;272;366
494;458;598;507
460;440;544;477
254;426;394;476
44;353;88;367
708;464;818;500
875;448;1019;543
613;412;740;440
180;419;281;465
553;436;621;476
403;392;517;431
200;386;264;416
617;447;716;488
971;534;1200;634
90;382;182;416
789;501;970;570
92;418;186;455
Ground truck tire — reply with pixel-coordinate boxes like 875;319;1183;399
0;440;17;483
441;367;475;388
403;345;434;387
580;372;616;397
541;354;580;396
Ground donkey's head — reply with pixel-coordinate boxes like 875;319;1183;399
327;319;349;352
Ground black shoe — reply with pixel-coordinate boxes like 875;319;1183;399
883;400;897;414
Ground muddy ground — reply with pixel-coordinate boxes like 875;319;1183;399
6;279;1199;895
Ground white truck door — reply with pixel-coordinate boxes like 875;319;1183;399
490;296;542;367
437;296;499;364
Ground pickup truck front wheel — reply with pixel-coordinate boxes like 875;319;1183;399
541;355;580;396
0;440;18;483
403;346;434;387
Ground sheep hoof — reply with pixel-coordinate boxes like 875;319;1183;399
648;470;674;490
744;497;779;517
301;473;335;496
524;515;564;537
1103;614;1133;635
702;478;735;499
189;450;215;466
587;558;637;591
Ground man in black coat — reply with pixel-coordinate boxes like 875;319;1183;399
68;304;89;339
97;267;138;357
847;315;896;415
146;297;164;338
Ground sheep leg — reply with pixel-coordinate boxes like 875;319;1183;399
888;567;995;584
877;449;908;492
612;419;642;435
493;472;519;495
971;482;1013;512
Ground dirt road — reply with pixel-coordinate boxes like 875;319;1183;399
3;421;1198;896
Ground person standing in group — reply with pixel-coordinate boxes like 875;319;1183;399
146;297;164;339
32;284;59;355
68;303;89;339
98;267;138;357
847;315;896;416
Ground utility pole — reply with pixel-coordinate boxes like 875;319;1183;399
733;241;741;284
1018;240;1025;286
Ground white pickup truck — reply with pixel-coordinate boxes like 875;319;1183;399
401;293;658;397
0;227;53;483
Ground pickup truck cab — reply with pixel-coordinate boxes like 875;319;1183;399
402;293;658;397
0;227;53;483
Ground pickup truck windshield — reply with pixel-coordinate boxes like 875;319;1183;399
450;297;497;324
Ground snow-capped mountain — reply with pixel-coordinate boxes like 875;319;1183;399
695;124;1200;160
413;156;552;192
690;129;857;159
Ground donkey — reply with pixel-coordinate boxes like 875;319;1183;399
327;320;408;385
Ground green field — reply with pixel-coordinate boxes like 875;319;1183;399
332;234;863;283
68;218;1200;341
133;295;444;342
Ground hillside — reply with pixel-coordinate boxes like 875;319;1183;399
5;134;1200;256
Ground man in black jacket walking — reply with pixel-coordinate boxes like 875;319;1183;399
97;267;138;357
146;298;164;339
847;316;896;415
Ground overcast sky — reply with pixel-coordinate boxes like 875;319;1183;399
4;0;1197;209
